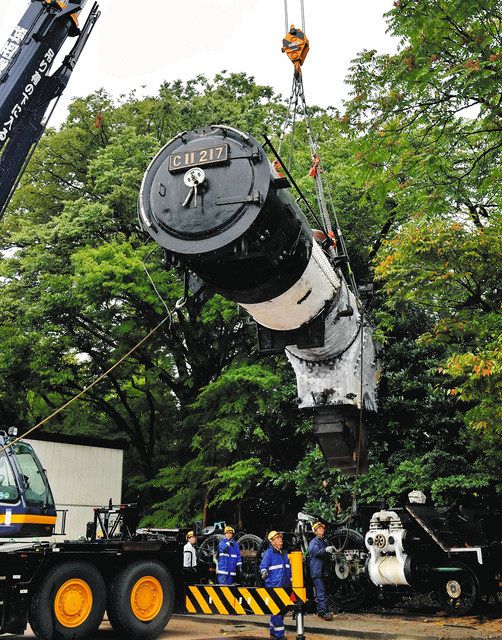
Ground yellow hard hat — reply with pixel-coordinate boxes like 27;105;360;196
312;521;325;532
224;526;235;534
268;530;282;542
186;530;195;540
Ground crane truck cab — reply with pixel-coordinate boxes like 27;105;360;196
0;430;56;538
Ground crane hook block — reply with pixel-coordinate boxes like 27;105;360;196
281;24;309;76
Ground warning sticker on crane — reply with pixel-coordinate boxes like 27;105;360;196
0;48;55;147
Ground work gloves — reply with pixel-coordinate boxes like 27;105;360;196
325;546;337;555
261;569;268;580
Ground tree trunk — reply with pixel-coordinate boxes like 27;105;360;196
237;501;243;530
202;490;210;528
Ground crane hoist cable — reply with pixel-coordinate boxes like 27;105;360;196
279;2;367;536
278;1;359;296
283;0;306;37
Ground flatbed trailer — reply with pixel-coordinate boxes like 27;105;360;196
0;507;187;640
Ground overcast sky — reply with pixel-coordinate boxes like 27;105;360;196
0;1;398;126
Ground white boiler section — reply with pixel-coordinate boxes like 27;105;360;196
243;237;379;415
241;241;340;331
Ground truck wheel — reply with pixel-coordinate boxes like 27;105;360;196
107;560;174;640
29;561;106;640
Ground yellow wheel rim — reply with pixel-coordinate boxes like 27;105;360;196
130;575;163;621
54;578;93;628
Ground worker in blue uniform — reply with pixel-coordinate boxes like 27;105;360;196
217;525;242;584
308;522;335;621
260;530;292;639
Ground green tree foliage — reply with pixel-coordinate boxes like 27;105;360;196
356;450;493;511
0;73;331;528
343;0;502;488
346;0;501;209
1;18;500;530
0;74;287;500
287;0;501;519
143;361;308;529
280;447;352;522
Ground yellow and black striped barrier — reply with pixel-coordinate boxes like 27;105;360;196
185;584;307;616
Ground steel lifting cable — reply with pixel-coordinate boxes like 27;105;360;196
280;0;366;550
277;76;296;158
288;83;300;171
323;172;359;294
297;74;356;282
279;0;307;162
283;0;306;32
332;306;366;552
296;75;332;233
0;247;185;454
281;47;360;294
275;80;330;234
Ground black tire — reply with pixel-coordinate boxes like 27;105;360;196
326;528;372;612
107;560;174;640
435;563;480;616
28;561;106;640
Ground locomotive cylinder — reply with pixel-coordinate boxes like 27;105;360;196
365;511;411;587
139;125;379;473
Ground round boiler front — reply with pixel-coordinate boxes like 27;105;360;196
139;127;269;252
139;125;314;305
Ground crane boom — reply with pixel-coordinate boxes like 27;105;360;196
0;0;100;219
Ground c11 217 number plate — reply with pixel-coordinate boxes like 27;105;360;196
168;144;229;172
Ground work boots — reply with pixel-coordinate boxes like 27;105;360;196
318;613;334;621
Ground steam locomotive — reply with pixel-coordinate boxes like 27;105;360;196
138;125;380;473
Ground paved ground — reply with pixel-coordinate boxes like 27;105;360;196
177;611;502;640
18;619;290;640
14;610;502;639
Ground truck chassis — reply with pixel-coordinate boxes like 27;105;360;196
0;506;186;640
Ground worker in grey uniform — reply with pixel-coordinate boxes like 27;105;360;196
183;530;198;569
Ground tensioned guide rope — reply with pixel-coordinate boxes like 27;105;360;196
0;248;182;454
0;315;172;454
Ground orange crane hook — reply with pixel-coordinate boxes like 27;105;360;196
281;24;309;77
